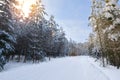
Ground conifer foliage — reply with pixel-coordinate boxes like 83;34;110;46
0;0;73;70
89;0;120;68
0;0;15;70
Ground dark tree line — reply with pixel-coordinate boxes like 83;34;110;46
0;0;71;71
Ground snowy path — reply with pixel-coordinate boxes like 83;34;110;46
0;56;119;80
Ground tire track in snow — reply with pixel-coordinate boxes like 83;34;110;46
87;58;111;80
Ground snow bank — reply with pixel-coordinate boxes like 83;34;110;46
88;56;120;80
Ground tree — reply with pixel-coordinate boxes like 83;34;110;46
89;0;120;68
0;0;15;70
0;0;70;64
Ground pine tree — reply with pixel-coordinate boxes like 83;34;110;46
0;0;15;70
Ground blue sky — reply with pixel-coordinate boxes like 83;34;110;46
42;0;92;43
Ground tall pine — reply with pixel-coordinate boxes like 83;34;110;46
0;0;15;70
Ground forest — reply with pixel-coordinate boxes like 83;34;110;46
0;0;120;73
0;0;82;70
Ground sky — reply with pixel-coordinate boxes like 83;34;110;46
42;0;92;43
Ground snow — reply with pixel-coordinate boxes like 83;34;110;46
108;32;120;41
0;48;4;55
3;61;33;71
0;56;120;80
89;57;120;80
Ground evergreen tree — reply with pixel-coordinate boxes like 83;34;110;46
0;0;15;70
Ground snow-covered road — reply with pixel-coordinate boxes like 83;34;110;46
0;56;119;80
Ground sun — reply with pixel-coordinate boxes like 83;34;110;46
15;0;37;18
